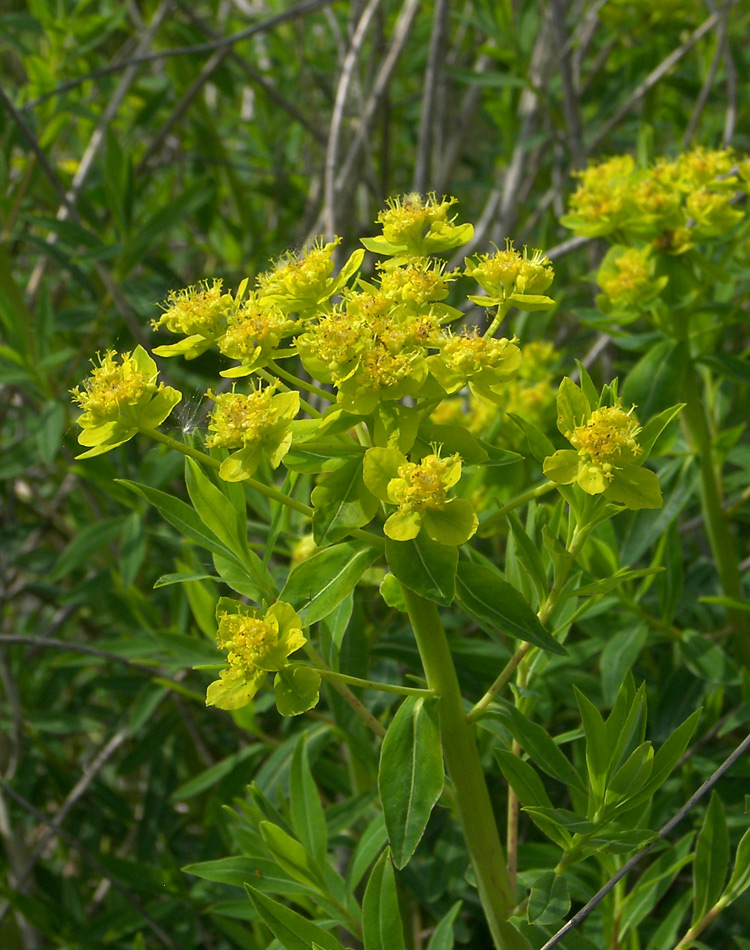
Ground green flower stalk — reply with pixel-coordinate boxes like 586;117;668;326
70;345;181;458
543;379;662;510
205;384;300;482
363;446;478;544
206;599;316;713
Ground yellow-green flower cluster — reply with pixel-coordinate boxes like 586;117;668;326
363;446;478;544
205;384;299;481
562;147;747;245
257;237;364;317
430;340;558;448
71;346;181;458
206;600;307;711
596;246;668;315
361;193;474;261
153;279;239;359
427;330;521;404
543;379;662;509
217;293;294;374
296;283;444;413
464;241;554;310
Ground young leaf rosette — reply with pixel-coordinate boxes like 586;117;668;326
363;446;478;544
71;346;181;458
205;384;300;481
206;599;319;715
543;378;662;510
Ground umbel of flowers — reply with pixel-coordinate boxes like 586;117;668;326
71;192;672;718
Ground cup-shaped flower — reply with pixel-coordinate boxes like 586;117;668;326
217;292;295;377
596;246;668;316
71;346;181;458
427;331;521;404
363;447;478;544
361;193;473;261
206;600;308;711
152;279;239;359
205;384;300;481
464;241;554;311
256;237;364;317
559;155;636;238
543;379;662;510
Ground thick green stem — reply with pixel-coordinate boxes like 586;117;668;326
401;587;515;947
681;367;749;664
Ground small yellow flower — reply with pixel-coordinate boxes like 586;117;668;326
206;384;300;481
256;237;364;316
71;346;181;458
362;193;474;261
543;379;662;509
206;600;307;711
218;293;294;373
596;246;668;312
464;241;554;311
363;446;478;544
427;330;521;404
153;279;237;358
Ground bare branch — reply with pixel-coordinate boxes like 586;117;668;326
413;0;450;192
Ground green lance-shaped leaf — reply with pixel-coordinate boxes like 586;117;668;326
692;791;729;924
245;885;348;950
494;749;554;808
426;901;462;950
527;870;571;926
311;456;379;547
184;457;272;597
721;826;750;903
378;697;444;869
259;821;327;893
290;736;327;868
385;534;457;607
498;705;585;793
281;540;379;625
622;339;686;421
556;377;590;436
362;849;406;950
575;686;609;808
456;561;566;655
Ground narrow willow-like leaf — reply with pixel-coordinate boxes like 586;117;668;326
456;561;566;654
290;736;327;867
281;541;379;625
385;534;457;606
426;901;462;950
245;885;348;950
378;697;443;868
362;849;405;950
528;870;571;925
692;791;729;924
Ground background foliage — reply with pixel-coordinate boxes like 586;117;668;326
1;0;749;948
